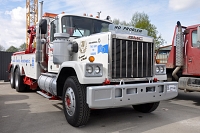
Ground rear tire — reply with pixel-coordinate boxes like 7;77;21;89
15;67;26;92
62;76;90;127
133;102;160;113
10;67;15;89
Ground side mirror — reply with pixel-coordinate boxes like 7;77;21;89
39;19;47;34
197;25;200;43
183;29;189;35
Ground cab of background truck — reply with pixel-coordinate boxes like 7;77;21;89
166;24;200;76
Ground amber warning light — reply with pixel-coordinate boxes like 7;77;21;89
89;56;95;62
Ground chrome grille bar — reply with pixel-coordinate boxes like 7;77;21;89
146;42;148;76
120;40;122;78
126;41;128;77
141;42;143;77
137;42;138;77
151;43;153;76
131;41;133;77
114;39;116;77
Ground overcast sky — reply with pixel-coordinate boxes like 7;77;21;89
0;0;200;49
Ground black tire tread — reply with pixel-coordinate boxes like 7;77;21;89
63;76;90;127
133;102;160;113
15;67;26;92
10;67;15;89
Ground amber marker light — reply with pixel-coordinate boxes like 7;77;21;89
156;59;160;64
89;56;95;62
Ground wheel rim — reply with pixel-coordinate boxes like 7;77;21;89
15;72;19;88
65;87;76;116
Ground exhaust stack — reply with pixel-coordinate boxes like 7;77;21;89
172;21;184;80
175;21;184;66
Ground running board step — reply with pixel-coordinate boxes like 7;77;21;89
36;91;51;99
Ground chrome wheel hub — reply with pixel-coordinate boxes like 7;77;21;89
65;87;76;116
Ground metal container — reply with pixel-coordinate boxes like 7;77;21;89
53;33;70;64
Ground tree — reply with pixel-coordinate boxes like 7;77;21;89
18;43;26;51
130;12;165;48
6;46;18;52
0;44;5;51
112;19;120;25
113;19;130;26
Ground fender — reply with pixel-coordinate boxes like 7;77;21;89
58;61;105;84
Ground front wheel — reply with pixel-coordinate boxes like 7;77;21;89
62;76;90;127
132;102;160;113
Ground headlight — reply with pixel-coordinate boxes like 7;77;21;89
86;65;93;73
94;66;100;74
155;64;166;75
85;63;103;77
160;66;164;73
156;67;160;73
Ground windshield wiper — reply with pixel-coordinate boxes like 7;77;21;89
73;24;83;36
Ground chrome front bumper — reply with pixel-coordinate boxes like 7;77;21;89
87;82;178;109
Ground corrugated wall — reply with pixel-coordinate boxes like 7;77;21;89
0;51;13;81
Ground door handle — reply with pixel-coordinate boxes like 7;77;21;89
188;59;192;62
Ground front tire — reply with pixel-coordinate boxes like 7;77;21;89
133;102;160;113
62;76;90;127
15;67;26;92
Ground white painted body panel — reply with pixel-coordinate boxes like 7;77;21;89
11;53;40;79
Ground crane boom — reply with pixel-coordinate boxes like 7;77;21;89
26;0;38;49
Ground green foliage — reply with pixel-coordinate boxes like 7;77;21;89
0;44;5;51
6;46;18;52
112;19;120;25
113;19;130;26
113;12;166;48
18;43;26;51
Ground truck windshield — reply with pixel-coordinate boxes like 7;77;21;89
61;16;112;37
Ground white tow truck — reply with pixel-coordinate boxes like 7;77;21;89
8;8;178;127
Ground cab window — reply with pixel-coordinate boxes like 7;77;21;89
61;16;111;37
192;30;198;47
50;19;59;42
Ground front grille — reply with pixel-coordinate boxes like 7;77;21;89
111;38;154;79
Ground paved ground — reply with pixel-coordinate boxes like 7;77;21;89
1;82;200;133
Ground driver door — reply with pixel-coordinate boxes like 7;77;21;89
187;29;200;75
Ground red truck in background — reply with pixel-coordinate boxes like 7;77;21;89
156;21;200;92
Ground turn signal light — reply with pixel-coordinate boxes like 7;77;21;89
89;56;95;62
156;59;160;64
